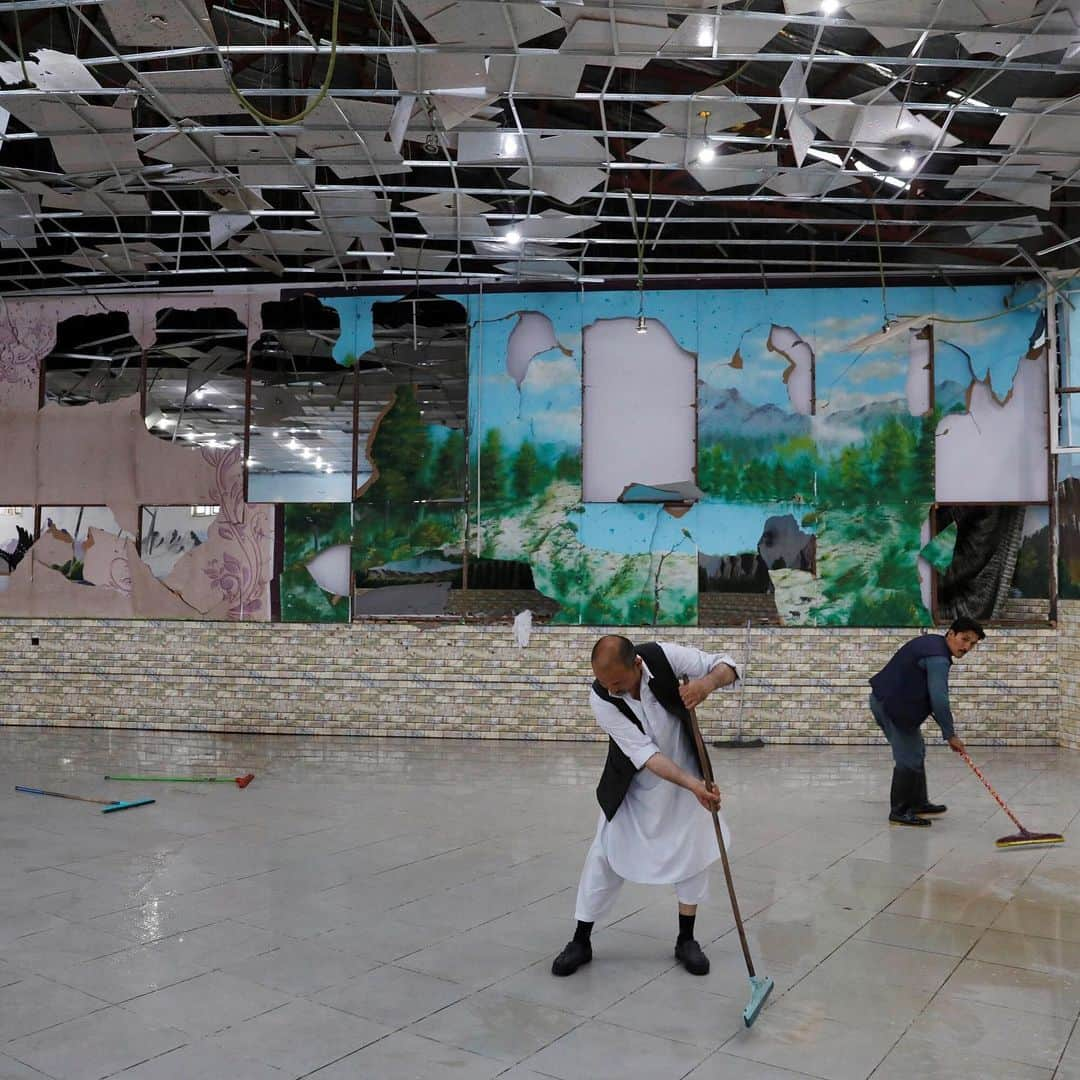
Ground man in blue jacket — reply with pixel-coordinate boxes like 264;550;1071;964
869;617;985;827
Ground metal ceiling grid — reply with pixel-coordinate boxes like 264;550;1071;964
1;0;1080;294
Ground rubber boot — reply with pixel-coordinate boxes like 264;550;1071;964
889;767;931;827
910;769;947;816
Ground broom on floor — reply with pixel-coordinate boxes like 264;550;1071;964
684;693;774;1026
15;786;154;813
104;773;255;788
958;750;1065;849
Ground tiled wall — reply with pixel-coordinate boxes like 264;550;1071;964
1058;601;1080;750
0;619;1063;746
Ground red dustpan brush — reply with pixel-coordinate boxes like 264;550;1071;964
959;751;1064;849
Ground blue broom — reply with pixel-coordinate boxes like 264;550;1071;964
16;785;154;813
685;701;774;1027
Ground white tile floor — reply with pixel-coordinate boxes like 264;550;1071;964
1;727;1078;1080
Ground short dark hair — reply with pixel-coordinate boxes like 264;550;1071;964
591;634;636;667
949;616;986;641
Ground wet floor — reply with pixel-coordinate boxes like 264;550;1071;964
1;727;1078;1079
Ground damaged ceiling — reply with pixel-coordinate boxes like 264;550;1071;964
1;0;1080;292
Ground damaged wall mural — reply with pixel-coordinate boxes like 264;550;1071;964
0;280;1060;625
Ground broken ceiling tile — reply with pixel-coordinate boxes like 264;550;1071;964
485;55;587;98
208;212;253;249
455;130;528;165
511;211;598;239
24;49;102;93
762;161;860;197
238;162;316;187
430;92;500;131
388;51;488;94
137;126;214;167
474;237;568;257
964;216;1044;244
559;1;668;29
235;230;355;256
559;18;674;67
102;0;214;47
687;149;779;192
211;134;297;164
629;133;707;166
304;190;390;220
201;182;272;212
390;246;454;272
0;191;38;249
527;132;609;165
662;12;785;55
645;84;758;135
509;164;607;205
323;156;412;181
780;60;814;166
418;214;493;239
403;0;564;45
957;29;1075;58
41;188;149;216
136;67;242;117
3;97;142;174
945;161;1052;210
991;98;1080;151
494;258;581;279
405;191;495;217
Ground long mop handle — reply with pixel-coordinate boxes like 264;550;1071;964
958;750;1028;833
685;704;757;979
16;785;114;806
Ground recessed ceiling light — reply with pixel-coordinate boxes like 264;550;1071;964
898;151;918;173
697;144;717;164
505;228;522;245
820;0;839;12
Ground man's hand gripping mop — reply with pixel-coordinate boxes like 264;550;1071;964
685;695;774;1027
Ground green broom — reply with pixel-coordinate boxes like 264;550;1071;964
105;772;255;788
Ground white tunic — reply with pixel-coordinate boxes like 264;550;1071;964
589;642;738;885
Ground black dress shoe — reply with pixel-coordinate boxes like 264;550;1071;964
674;938;710;976
912;802;947;815
552;939;592;976
889;809;932;827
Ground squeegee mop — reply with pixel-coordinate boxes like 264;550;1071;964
959;750;1065;849
104;773;255;789
16;786;154;813
685;698;774;1027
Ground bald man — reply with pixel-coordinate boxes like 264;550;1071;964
552;636;739;978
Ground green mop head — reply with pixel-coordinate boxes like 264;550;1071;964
743;974;774;1027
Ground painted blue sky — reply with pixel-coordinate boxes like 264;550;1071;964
576;498;813;556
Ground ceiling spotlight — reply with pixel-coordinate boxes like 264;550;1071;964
500;133;519;157
898;149;918;173
697;143;717;164
505;228;522;245
636;313;648;335
820;0;839;13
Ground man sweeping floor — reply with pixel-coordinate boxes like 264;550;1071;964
869;617;985;827
552;635;738;978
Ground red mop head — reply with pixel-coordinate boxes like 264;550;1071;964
235;773;255;789
996;830;1065;849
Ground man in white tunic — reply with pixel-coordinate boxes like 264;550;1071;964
552;635;739;978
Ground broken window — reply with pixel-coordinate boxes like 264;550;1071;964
582;317;697;503
144;307;247;454
248;295;350;503
37;506;132;583
42;312;141;407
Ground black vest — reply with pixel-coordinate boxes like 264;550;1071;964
593;642;698;821
869;633;953;731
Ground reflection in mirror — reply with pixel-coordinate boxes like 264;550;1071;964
934;503;1050;625
43;313;141;406
0;507;35;589
144;307;247;451
352;294;469;617
141;505;220;579
248;295;348;502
